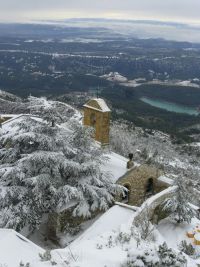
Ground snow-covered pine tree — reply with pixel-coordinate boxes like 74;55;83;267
158;242;187;266
28;95;75;126
179;240;195;256
122;242;187;267
162;175;196;224
134;205;154;241
0;98;123;230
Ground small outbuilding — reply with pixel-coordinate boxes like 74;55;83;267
117;164;163;206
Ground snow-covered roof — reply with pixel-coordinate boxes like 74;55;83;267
73;205;135;242
0;229;44;266
51;205;136;267
101;152;128;182
83;98;111;112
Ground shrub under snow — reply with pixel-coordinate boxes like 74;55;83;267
122;242;187;267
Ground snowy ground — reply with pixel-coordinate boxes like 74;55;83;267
0;100;199;266
0;205;136;267
49;210;199;267
1;209;200;266
51;205;136;267
157;217;200;265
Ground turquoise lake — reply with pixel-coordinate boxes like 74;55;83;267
140;97;200;116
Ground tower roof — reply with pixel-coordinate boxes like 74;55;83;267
83;98;111;112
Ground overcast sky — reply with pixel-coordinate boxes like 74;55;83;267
0;0;199;24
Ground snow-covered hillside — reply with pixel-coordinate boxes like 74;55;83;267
0;90;28;114
0;95;200;267
0;89;22;102
110;121;200;180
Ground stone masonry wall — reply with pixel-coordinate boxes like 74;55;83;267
133;186;177;224
47;208;103;241
83;107;110;145
118;164;163;206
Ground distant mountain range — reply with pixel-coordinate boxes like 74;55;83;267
0;19;200;42
34;18;200;43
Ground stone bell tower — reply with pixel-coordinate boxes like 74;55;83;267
83;98;111;145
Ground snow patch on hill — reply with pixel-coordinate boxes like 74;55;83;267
101;72;128;82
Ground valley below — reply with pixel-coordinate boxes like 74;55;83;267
0;22;199;139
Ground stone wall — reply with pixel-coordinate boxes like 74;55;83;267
83;107;110;145
133;186;177;224
47;207;103;242
0;117;12;124
117;164;164;206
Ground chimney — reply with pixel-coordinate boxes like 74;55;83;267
127;153;134;169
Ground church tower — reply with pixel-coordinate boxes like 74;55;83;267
83;98;111;145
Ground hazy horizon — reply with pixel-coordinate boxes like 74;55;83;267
0;17;200;43
0;0;200;43
0;0;199;24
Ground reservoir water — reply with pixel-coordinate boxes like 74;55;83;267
140;97;200;116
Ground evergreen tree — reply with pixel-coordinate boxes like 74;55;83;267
0;98;123;230
28;96;75;126
179;240;195;256
162;175;196;224
122;242;187;267
158;242;187;266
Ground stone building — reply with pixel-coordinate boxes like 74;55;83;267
83;98;111;145
117;164;164;206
